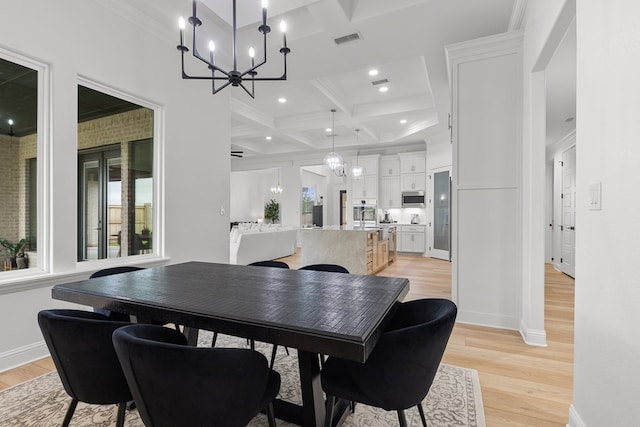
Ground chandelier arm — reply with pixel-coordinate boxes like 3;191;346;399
239;30;268;78
212;80;233;95
238;81;256;99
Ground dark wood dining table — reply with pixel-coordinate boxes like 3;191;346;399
51;261;410;427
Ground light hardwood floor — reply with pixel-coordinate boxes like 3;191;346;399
0;253;574;426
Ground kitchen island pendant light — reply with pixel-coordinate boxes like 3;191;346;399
177;0;291;98
324;109;346;176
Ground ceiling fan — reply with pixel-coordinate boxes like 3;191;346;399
231;150;243;158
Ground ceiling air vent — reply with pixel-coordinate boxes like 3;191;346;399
371;79;389;86
334;32;362;45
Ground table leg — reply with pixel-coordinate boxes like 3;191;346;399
298;350;326;427
272;350;325;426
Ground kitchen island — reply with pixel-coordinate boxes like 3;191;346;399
300;226;396;275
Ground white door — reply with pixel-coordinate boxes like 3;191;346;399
430;167;451;261
561;146;576;278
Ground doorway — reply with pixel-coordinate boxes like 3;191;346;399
430;167;451;261
560;145;576;277
339;190;347;226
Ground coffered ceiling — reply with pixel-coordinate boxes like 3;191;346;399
1;0;576;157
192;0;518;158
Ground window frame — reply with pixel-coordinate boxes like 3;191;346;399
76;76;164;266
0;46;50;283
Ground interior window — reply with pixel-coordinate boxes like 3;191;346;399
77;84;155;261
0;55;38;272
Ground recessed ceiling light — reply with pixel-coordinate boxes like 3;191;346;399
368;69;378;76
326;127;332;133
379;86;388;93
400;119;407;124
265;136;272;140
278;97;287;103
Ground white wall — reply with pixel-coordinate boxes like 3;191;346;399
230;169;283;222
570;1;640;425
0;0;231;371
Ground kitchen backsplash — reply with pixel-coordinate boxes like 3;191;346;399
380;208;426;224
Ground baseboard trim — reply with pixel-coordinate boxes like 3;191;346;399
0;341;49;373
519;320;548;347
568;404;586;427
457;310;519;331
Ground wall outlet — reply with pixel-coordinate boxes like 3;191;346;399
219;206;225;216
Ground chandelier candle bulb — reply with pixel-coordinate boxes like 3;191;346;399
280;21;287;49
209;41;215;65
178;17;185;46
249;47;255;68
262;0;268;27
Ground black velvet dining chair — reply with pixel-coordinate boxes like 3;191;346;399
37;309;133;427
247;259;290;367
248;260;290;268
320;298;457;427
89;266;146;321
113;324;280;427
299;263;349;273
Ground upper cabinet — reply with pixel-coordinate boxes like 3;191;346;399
399;153;426;191
351;154;379;200
380;156;401;177
400;155;426;174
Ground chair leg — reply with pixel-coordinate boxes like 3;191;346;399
270;345;278;369
116;402;127;427
397;410;408;427
61;399;78;427
324;395;336;427
417;403;428;427
210;331;218;347
266;402;277;427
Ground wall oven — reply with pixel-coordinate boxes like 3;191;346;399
353;199;377;227
402;191;426;208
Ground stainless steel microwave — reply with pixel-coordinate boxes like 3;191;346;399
402;191;426;207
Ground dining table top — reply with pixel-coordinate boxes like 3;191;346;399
52;261;410;362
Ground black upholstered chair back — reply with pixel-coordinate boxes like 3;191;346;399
113;324;280;427
89;265;145;278
321;298;457;417
37;309;132;418
299;263;349;273
248;260;290;268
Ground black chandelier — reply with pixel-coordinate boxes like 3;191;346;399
177;0;291;98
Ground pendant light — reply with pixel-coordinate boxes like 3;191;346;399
324;109;344;173
351;129;364;179
270;168;283;194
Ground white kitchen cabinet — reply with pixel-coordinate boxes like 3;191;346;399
379;156;401;177
400;155;426;174
379;175;401;208
401;173;426;191
351;174;378;200
399;225;426;253
351;155;379;200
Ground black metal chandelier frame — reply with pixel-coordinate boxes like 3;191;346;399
177;0;291;98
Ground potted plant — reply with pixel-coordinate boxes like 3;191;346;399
264;199;280;224
0;237;28;270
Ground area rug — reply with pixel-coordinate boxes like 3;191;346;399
0;333;485;427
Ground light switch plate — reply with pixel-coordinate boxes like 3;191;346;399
589;183;601;210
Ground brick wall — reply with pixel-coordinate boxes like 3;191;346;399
1;107;153;268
